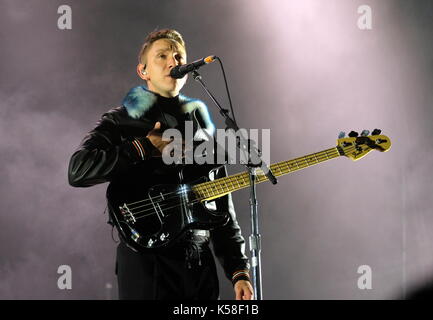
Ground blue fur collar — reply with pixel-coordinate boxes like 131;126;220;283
122;85;215;137
122;86;157;119
122;86;199;119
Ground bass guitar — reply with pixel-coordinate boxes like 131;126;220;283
107;129;391;251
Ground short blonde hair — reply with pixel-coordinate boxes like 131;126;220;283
137;29;186;68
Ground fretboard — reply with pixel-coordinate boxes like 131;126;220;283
192;147;341;201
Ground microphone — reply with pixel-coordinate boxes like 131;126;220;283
170;55;217;79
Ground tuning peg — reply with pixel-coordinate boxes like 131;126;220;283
348;131;359;137
338;131;346;139
361;130;370;136
371;128;381;135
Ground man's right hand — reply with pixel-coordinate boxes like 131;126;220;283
146;121;189;159
145;122;171;156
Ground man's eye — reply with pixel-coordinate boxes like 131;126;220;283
158;54;166;58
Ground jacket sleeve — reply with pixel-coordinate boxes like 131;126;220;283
209;164;251;285
68;108;155;187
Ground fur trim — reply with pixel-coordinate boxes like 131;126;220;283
122;86;215;136
122;86;157;119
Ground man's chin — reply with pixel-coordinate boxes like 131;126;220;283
161;88;181;98
169;83;185;95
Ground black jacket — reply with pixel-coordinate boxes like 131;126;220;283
68;86;250;282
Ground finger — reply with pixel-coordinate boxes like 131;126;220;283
243;285;253;300
154;121;161;130
235;289;242;300
242;292;252;300
241;288;248;300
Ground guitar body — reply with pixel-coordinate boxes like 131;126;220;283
106;163;229;251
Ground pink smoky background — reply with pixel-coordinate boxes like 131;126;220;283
0;0;432;299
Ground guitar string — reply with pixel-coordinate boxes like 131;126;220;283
126;151;362;221
124;146;344;210
124;145;362;220
124;146;353;219
123;147;343;215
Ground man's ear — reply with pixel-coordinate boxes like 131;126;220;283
137;63;149;81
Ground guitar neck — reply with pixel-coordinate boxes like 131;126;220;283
192;146;342;202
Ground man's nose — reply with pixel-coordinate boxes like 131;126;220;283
168;54;180;69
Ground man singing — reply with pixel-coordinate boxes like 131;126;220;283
68;29;253;300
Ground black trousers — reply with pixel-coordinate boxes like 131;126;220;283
116;241;220;300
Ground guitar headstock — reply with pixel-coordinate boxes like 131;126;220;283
337;129;391;161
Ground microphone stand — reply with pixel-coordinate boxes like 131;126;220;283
192;70;277;300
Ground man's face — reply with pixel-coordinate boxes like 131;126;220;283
140;38;187;97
